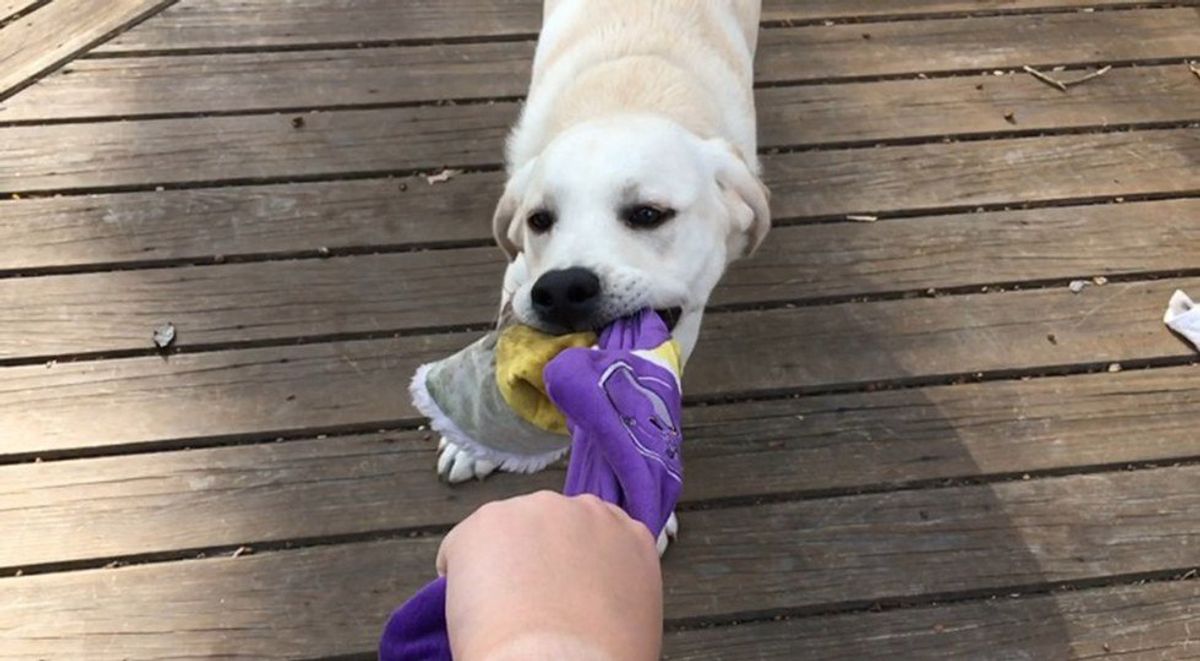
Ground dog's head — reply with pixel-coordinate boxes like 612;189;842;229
492;115;769;360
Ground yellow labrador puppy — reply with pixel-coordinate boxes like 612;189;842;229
439;0;769;486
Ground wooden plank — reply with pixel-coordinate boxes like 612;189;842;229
2;276;1195;457
0;0;173;101
0;41;539;121
0;0;43;25
4;147;1199;274
6;10;1199;122
754;8;1200;82
96;0;1184;52
3;364;1198;570
4;198;1200;359
3;94;1198;196
0;332;468;458
1;465;1197;659
759;0;1191;20
6;56;1200;143
0;104;517;193
663;580;1200;660
764;129;1200;221
661;466;1200;617
0;176;504;273
0;250;507;358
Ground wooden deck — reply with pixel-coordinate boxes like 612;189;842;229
2;1;1200;658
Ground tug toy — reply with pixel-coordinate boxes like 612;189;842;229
381;308;686;660
410;277;682;475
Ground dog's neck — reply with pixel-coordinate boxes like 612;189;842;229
510;55;728;170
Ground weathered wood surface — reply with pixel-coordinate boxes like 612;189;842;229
4;364;1198;569
1;44;540;121
0;177;499;273
762;129;1200;221
8;51;1200;126
3;2;1198;657
0;0;42;24
5;160;1199;274
755;9;1200;82
4;99;1198;202
5;198;1200;358
2;465;1197;659
2;276;1195;457
665;466;1200;617
663;580;1200;660
0;0;173;100
0;104;515;193
96;1;1190;52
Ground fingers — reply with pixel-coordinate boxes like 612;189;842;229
437;491;658;578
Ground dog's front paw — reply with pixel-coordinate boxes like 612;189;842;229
655;511;679;556
436;437;498;484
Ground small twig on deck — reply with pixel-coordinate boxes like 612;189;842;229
1063;65;1112;87
1189;61;1200;82
1023;65;1067;91
1023;64;1112;92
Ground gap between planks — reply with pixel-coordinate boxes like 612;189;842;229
83;2;1195;56
4;122;1200;198
11;427;1200;575
1;356;1196;468
3;256;1199;450
3;268;1200;369
4;57;1199;127
662;577;1200;659
0;0;179;103
4;191;1200;280
2;464;1198;659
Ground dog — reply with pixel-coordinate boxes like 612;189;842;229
438;0;769;484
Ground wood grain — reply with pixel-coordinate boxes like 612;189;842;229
95;1;1187;52
764;129;1200;221
7;48;1199;125
0;0;173;100
0;0;42;25
661;466;1200;617
0;104;517;193
4;198;1200;358
2;3;1196;657
0;175;504;272
4;149;1199;273
2;276;1195;457
1;41;540;120
754;8;1200;82
3;94;1198;198
663;580;1200;660
3;365;1198;569
2;465;1197;659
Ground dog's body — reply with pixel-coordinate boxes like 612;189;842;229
511;0;760;186
438;0;768;485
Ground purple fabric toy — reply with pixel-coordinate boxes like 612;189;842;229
380;310;684;660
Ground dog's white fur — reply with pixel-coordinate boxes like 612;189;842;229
439;0;768;489
495;0;769;357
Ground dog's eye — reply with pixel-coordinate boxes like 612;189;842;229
527;210;555;233
625;205;675;229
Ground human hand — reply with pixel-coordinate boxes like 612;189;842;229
437;491;663;660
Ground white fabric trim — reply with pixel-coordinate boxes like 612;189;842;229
409;364;568;474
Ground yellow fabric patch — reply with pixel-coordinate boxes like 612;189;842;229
495;325;595;434
638;339;683;377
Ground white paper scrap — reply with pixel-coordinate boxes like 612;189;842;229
1164;290;1200;350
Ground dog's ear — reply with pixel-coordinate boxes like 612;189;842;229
703;138;771;259
491;160;537;261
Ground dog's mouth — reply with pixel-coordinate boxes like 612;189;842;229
655;307;683;332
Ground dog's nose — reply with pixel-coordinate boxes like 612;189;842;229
531;268;602;331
